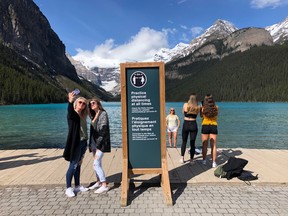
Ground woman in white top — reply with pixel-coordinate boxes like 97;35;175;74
166;108;180;148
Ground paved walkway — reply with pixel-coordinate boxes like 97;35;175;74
0;148;288;215
0;184;287;216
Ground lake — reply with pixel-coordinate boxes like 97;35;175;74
0;102;287;150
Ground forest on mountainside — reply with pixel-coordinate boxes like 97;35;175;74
165;42;288;102
0;44;114;105
0;44;67;104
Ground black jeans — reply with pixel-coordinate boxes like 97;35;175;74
181;120;198;159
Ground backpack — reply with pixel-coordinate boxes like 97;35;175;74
214;165;227;178
222;157;248;180
214;157;248;180
237;170;258;181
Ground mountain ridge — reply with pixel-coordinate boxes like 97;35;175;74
72;17;287;95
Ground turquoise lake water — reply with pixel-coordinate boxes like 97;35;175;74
0;102;287;149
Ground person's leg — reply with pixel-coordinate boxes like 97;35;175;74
189;128;198;160
201;134;209;163
88;150;101;190
93;149;109;193
210;134;217;163
66;160;78;188
181;121;188;161
74;140;87;187
188;121;198;160
168;131;172;147
173;131;178;148
93;150;106;187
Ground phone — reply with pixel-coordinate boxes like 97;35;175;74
72;89;80;95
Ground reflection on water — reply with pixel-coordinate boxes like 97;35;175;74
0;102;288;149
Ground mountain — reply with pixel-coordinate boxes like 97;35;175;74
153;42;189;62
164;41;288;102
0;0;114;104
67;17;288;101
154;19;238;63
164;17;288;102
0;0;77;80
266;17;288;44
66;53;100;85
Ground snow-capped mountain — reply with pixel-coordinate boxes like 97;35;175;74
266;17;288;44
69;17;288;95
66;53;100;85
153;42;189;62
154;19;238;62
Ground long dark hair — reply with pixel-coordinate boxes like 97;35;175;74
202;94;218;118
88;98;105;119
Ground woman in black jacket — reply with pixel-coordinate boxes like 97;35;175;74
63;91;89;197
88;98;111;194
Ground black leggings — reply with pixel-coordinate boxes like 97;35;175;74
181;120;198;159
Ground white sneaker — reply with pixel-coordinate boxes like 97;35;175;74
94;185;109;194
180;158;184;164
202;160;207;165
89;182;101;190
74;185;89;193
212;162;218;168
65;187;75;197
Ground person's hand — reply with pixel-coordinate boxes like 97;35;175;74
68;91;76;103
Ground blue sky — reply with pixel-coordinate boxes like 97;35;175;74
33;0;288;68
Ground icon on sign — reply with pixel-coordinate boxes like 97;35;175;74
130;71;147;88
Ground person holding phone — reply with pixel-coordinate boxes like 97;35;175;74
63;90;89;197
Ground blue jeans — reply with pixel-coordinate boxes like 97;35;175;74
66;140;87;188
93;150;106;182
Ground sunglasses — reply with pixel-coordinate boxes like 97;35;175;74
90;101;97;105
170;109;175;111
78;101;86;105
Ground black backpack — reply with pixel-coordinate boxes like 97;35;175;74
237;170;258;182
217;157;248;180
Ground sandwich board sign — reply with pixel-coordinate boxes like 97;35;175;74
120;62;172;207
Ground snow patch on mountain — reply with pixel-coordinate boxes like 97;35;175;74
266;17;288;43
154;19;238;63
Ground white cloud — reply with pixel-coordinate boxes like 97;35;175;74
250;0;288;8
177;0;187;4
190;27;204;38
180;25;188;30
73;27;169;68
180;33;189;42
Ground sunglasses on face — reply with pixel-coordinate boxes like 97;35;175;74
170;109;175;111
78;101;86;106
90;101;97;105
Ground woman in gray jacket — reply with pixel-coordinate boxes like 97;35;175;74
88;98;111;193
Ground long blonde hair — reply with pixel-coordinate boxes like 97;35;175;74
187;93;199;114
73;96;88;117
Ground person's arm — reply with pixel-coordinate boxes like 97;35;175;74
177;116;180;131
200;106;204;118
67;92;78;121
182;103;186;114
95;111;108;146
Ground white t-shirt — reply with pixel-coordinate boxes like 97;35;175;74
166;114;179;128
